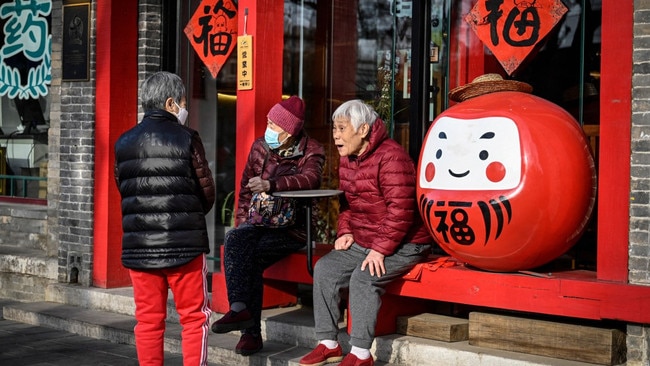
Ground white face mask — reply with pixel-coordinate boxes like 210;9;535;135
174;101;188;125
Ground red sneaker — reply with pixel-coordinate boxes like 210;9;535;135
211;309;254;333
299;344;343;366
339;353;375;366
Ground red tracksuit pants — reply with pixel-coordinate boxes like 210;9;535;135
129;254;211;366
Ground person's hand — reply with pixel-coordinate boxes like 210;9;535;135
334;234;354;251
361;249;386;277
246;176;270;193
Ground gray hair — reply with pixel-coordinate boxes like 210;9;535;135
140;71;186;112
331;99;378;131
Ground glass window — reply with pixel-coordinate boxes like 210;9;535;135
283;0;601;263
283;0;415;242
283;0;414;140
176;1;238;260
446;0;601;127
0;1;52;200
173;0;602;259
443;0;601;270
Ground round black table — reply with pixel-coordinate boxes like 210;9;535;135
272;189;343;275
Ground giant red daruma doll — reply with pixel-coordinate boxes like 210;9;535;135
417;74;596;272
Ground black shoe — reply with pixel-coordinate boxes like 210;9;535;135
211;309;254;333
235;333;263;356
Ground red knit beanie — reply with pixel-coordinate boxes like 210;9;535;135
267;96;305;136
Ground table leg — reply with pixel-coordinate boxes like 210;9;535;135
305;203;313;276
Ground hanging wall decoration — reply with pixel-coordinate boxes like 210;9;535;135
465;0;568;75
62;1;89;82
237;8;252;90
0;0;53;97
184;0;238;79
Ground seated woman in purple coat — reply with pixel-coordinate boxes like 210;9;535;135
211;96;325;356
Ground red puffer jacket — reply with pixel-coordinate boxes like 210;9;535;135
337;119;432;256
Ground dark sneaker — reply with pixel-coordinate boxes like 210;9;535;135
235;333;263;356
299;344;343;366
339;353;375;366
211;309;254;333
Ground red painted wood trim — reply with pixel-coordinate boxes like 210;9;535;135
233;246;650;323
93;0;137;288
385;261;650;324
0;197;46;205
234;0;284;214
262;245;333;284
597;1;632;282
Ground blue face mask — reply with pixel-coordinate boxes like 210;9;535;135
264;127;283;149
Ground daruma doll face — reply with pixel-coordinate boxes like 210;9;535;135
417;92;596;272
420;116;522;191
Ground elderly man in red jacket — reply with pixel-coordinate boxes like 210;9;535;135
299;99;433;366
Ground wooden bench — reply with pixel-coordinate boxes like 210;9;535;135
211;244;440;336
211;244;332;314
210;244;637;364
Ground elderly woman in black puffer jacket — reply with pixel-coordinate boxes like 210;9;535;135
114;71;215;366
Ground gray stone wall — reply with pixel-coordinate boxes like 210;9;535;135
138;0;164;109
52;0;164;286
0;204;55;302
0;204;47;251
631;3;650;285
56;1;96;286
48;0;62;259
628;2;650;365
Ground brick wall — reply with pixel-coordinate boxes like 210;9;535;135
138;0;164;116
47;0;62;259
0;204;47;251
56;0;97;286
628;2;650;365
53;0;164;286
0;204;53;302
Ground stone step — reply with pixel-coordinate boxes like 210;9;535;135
1;301;311;366
3;283;601;366
0;247;57;302
0;204;48;252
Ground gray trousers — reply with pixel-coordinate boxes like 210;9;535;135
312;242;431;349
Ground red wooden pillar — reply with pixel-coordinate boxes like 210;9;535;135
212;0;284;311
597;1;633;282
233;0;284;211
93;0;138;288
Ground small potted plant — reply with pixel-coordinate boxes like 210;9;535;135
221;190;235;229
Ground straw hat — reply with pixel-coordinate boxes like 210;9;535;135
448;73;533;102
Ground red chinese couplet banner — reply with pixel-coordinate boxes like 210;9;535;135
465;0;568;75
184;0;238;79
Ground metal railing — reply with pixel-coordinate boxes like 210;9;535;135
0;174;46;199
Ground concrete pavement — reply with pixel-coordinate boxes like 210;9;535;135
0;299;224;366
0;284;604;366
0;318;192;366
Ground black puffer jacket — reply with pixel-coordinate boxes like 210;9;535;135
114;110;216;269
